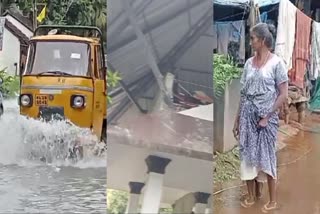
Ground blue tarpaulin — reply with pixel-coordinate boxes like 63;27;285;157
213;0;279;21
213;0;279;8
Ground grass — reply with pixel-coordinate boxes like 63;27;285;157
214;146;241;184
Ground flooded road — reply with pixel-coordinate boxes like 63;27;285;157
0;100;106;213
214;120;320;214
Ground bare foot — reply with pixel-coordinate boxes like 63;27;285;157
262;201;279;213
241;196;255;208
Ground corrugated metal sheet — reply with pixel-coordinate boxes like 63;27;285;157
107;0;214;108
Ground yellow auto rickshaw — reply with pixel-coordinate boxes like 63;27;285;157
19;25;107;144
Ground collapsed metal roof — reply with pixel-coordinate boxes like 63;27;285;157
107;0;214;124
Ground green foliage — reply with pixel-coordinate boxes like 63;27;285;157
0;0;16;15
107;189;174;214
213;54;241;97
159;207;174;214
107;70;121;104
107;70;121;88
17;0;106;41
107;189;128;214
0;68;20;98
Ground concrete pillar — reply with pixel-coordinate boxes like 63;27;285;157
192;192;211;214
213;78;241;152
125;182;145;214
140;155;171;214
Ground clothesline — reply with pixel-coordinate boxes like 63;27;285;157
214;4;278;22
215;7;248;22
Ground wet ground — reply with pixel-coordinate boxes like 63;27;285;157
214;116;320;214
0;100;106;213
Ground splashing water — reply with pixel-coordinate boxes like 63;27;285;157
0;99;106;213
0;99;106;168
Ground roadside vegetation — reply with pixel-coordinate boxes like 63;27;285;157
214;147;240;184
213;54;242;184
0;68;20;98
213;54;241;98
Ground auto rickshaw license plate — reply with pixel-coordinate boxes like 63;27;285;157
35;95;48;106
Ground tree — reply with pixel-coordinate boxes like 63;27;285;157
14;0;106;43
16;0;106;37
0;0;16;15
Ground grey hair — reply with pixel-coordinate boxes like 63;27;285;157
251;23;276;49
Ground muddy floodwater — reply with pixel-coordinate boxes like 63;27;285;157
214;120;320;214
0;100;106;213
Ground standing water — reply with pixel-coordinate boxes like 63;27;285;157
0;100;106;213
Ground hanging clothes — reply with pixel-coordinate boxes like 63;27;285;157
289;10;312;89
309;78;320;111
260;12;268;23
215;20;246;64
274;0;297;70
310;21;320;80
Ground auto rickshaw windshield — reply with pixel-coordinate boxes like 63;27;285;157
24;41;91;76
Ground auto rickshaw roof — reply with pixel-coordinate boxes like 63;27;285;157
30;34;100;44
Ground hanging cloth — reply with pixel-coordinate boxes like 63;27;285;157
289;9;312;89
310;21;320;80
215;20;246;64
274;0;297;70
309;78;320;111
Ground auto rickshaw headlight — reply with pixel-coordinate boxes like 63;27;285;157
20;94;32;107
71;95;85;108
